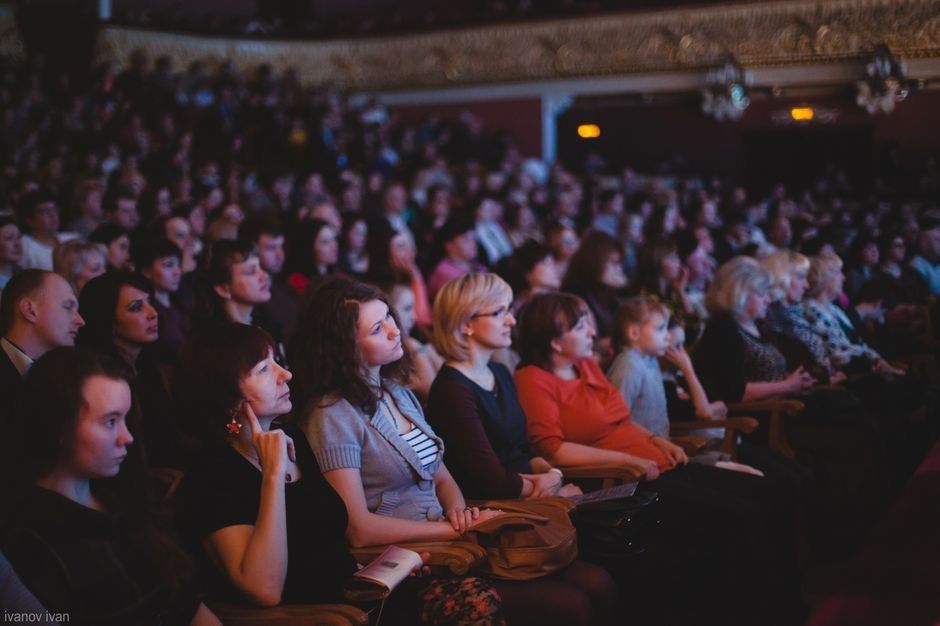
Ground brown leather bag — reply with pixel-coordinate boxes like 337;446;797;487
462;497;578;580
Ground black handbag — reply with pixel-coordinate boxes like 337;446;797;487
570;490;662;561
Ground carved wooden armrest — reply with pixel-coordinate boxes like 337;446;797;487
726;400;805;458
207;600;370;626
670;417;760;457
351;541;486;576
555;464;645;489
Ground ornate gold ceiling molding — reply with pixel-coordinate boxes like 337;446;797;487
95;0;940;91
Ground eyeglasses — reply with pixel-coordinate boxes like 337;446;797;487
471;307;511;320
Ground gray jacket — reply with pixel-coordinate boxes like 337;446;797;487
302;382;446;522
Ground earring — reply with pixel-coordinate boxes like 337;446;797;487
226;414;242;435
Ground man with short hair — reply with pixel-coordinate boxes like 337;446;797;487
104;191;140;232
0;269;84;430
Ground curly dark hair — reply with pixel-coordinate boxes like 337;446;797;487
288;276;412;417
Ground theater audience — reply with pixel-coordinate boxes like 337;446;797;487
512;291;804;625
292;277;616;626
0;347;220;626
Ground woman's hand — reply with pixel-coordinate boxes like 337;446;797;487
784;366;815;394
874;359;906;376
621;454;661;481
445;506;480;533
520;471;563;499
244;401;296;481
467;508;505;530
650;435;688;468
829;370;847;384
557;483;583;498
697;400;727;420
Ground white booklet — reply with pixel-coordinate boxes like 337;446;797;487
344;545;424;601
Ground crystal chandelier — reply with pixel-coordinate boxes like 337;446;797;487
855;43;911;115
701;56;751;122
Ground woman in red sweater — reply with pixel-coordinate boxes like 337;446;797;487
514;292;806;626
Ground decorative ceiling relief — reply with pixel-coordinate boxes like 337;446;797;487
95;0;940;91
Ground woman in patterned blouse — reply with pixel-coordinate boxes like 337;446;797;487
803;253;905;376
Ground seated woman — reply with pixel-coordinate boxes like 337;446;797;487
291;277;616;626
513;291;805;625
560;230;627;347
284;219;339;296
1;347;220;626
77;271;183;468
174;323;501;624
427;273;582;500
387;282;444;402
804;253;905;377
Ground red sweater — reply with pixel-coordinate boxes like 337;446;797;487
514;358;670;469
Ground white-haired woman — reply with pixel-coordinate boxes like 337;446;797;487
803;253;905;376
693;256;815;403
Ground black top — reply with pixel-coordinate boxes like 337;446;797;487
0;486;201;626
427;363;532;500
177;423;357;605
694;313;788;403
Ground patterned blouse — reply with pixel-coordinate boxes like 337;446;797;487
761;301;835;379
739;326;788;383
802;298;881;368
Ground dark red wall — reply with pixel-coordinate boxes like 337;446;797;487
390;98;542;157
